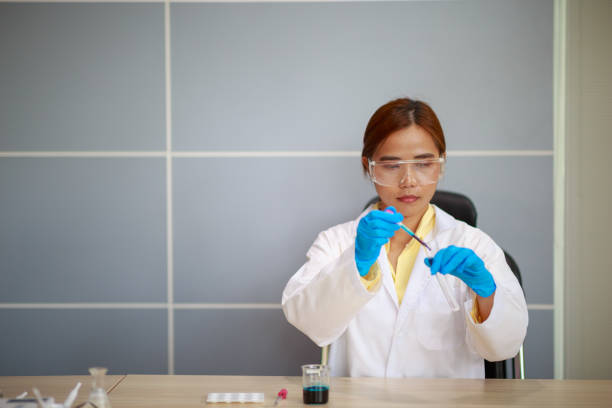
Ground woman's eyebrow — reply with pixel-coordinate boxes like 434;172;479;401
414;153;436;159
378;153;436;161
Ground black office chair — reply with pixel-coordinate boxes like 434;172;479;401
362;191;525;379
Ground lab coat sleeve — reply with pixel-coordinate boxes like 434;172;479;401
463;235;529;362
282;226;380;347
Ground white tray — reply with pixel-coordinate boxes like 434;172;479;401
206;392;264;404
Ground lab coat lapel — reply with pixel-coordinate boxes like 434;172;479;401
378;248;400;310
396;247;431;323
396;206;456;326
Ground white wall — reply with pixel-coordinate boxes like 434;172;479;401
564;0;612;379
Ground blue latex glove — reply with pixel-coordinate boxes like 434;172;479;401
424;245;496;297
355;207;402;276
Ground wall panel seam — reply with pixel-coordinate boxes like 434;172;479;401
0;150;554;158
0;302;552;310
553;0;567;380
0;0;461;3
164;0;175;375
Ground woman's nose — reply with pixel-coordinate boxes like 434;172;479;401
399;167;418;188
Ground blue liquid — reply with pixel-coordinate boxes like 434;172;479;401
303;385;329;404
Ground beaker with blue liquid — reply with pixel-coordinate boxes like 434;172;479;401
301;364;330;404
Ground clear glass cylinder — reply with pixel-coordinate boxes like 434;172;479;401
88;367;112;408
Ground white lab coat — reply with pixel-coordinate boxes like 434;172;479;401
282;205;528;378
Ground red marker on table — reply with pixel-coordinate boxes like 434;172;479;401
274;388;288;405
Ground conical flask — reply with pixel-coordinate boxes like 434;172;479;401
88;367;112;408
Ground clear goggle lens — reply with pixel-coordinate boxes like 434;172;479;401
368;157;445;186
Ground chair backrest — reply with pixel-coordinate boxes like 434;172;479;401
431;190;478;227
364;190;524;378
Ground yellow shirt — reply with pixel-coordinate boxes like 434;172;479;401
360;204;435;305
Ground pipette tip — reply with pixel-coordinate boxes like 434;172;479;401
398;224;431;251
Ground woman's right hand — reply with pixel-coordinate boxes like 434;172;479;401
355;207;403;276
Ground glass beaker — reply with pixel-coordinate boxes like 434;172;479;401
88;367;112;408
302;364;330;404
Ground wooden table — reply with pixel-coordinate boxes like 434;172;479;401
0;375;125;406
2;375;611;407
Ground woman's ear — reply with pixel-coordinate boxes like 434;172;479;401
361;156;369;173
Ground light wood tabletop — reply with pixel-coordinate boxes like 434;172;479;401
107;375;612;408
106;375;299;408
0;375;125;406
2;375;611;407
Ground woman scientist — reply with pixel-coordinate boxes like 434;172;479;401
281;98;528;378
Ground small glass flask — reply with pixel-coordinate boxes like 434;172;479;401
88;367;112;408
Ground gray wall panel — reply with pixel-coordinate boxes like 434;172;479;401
0;0;554;377
0;309;167;375
173;157;374;303
438;156;553;304
171;0;553;151
0;158;167;302
174;309;319;375
0;3;165;150
523;309;554;379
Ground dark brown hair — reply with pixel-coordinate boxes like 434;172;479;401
361;98;446;172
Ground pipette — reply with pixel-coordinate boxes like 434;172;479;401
397;223;431;251
396;222;460;312
274;388;287;405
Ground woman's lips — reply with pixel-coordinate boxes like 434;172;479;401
397;195;419;203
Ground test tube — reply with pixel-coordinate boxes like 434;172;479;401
392;214;459;312
435;272;460;312
426;247;460;312
395;218;460;312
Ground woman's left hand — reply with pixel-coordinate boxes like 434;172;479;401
424;245;496;298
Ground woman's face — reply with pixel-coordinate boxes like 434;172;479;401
364;125;443;220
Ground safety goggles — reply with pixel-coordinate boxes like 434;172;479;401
367;157;445;187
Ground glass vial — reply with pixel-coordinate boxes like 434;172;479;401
88;367;112;408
